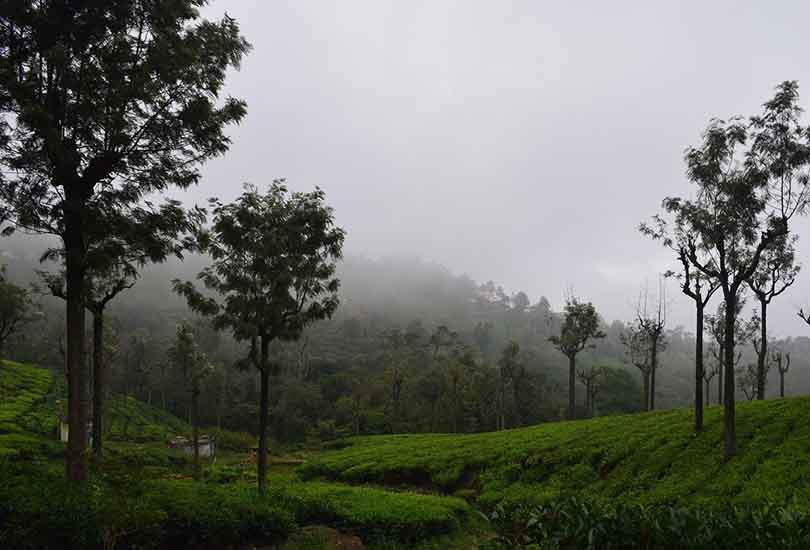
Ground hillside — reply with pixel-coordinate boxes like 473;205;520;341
0;360;195;458
5;359;810;549
0;361;479;549
301;397;810;508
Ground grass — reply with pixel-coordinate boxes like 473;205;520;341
300;397;810;508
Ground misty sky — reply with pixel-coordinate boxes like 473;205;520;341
193;0;810;336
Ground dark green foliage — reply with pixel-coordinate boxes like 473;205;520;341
0;267;35;357
175;181;345;492
550;297;605;419
268;476;471;543
657;81;810;459
301;397;810;507
488;499;810;550
0;0;249;480
0;465;294;549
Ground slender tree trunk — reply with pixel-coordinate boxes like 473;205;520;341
649;336;658;411
723;292;737;461
65;211;88;482
705;377;711;407
780;371;785;398
498;381;505;431
257;335;270;494
718;345;724;406
568;355;576;420
695;304;704;432
192;387;200;479
92;312;104;462
584;381;591;417
642;371;650;412
757;298;767;400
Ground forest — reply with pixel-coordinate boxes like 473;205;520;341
3;1;810;549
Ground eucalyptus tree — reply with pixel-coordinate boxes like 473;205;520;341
747;235;799;399
661;82;810;459
0;1;249;481
550;297;605;420
174;181;345;493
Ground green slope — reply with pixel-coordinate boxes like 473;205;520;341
301;397;810;508
0;361;476;548
0;360;193;458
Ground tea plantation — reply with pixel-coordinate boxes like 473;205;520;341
4;360;810;548
0;361;476;549
302;397;810;508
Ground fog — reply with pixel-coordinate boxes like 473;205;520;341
187;0;810;336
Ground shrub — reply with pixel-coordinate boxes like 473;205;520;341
268;476;471;543
488;499;810;550
208;428;256;452
0;463;294;549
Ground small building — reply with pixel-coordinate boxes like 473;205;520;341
168;435;216;457
57;415;93;445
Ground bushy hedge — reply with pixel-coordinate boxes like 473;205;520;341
0;464;294;549
301;398;810;507
487;499;810;550
268;476;471;543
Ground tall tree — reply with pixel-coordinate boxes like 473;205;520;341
662;82;810;459
167;322;211;479
747;235;799;399
0;266;35;359
621;323;652;411
550;297;605;420
641;215;720;431
174;182;345;493
772;349;791;398
703;357;719;405
576;365;603;417
496;340;520;430
635;280;667;411
0;1;249;481
39;262;135;461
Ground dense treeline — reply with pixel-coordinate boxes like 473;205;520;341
5;236;808;445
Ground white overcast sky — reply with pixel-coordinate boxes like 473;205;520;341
190;0;810;336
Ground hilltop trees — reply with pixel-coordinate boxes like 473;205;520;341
174;181;345;493
0;1;249;481
550;297;605;420
654;81;810;459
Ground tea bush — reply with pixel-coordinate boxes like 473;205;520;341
487;498;810;550
301;398;810;507
268;475;472;543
